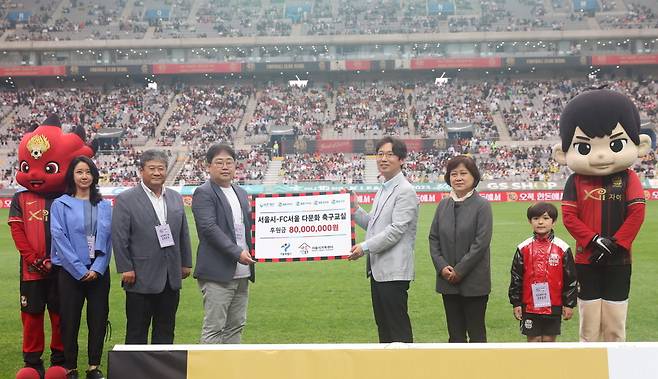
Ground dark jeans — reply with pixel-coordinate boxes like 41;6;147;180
442;294;488;343
125;283;180;344
370;278;413;343
58;268;110;369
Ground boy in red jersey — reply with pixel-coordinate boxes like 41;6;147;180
509;202;577;342
553;89;651;342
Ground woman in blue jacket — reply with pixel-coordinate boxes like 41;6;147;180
51;156;111;379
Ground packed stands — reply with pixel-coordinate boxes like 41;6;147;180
245;84;329;140
96;148;142;186
412;80;499;140
477;143;568;181
2;0;656;41
332;82;409;138
0;76;655;186
6;0;146;41
157;85;251;146
0;86;169;145
173;144;270;185
154;0;292;39
634;148;657;179
280;153;365;184
598;1;658;30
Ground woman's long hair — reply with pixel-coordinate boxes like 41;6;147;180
64;156;103;205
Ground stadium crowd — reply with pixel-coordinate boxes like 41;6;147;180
281;153;365;184
157;85;251;146
0;87;169;148
246;85;329;140
0;76;655;186
2;0;656;41
333;82;409;137
173;144;270;185
412;80;499;140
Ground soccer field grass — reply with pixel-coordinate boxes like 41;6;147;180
0;202;657;375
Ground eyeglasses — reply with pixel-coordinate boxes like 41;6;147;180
211;159;235;167
376;152;396;159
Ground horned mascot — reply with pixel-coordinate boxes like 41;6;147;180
9;115;94;379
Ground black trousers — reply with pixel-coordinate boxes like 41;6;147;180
441;294;488;343
576;264;632;301
370;278;413;343
58;268;110;369
125;283;180;344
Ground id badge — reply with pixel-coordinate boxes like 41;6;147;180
87;235;95;259
155;224;175;248
531;282;551;308
235;224;245;244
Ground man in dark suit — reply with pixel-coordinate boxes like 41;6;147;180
112;149;193;344
192;144;255;344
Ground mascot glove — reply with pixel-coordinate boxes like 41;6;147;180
590;235;619;264
28;257;52;275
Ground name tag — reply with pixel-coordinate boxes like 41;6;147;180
155;224;175;248
87;236;95;259
531;282;551;308
235;224;245;245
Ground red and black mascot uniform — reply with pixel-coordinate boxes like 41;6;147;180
553;89;651;342
9;115;94;379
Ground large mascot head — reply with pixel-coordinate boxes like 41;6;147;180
553;88;652;176
16;115;94;194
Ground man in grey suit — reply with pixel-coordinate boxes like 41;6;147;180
192;144;255;344
112;149;193;344
350;136;419;343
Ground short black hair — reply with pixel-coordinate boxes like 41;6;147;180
527;202;558;222
375;136;407;160
206;143;237;164
140;149;169;168
444;155;481;188
559;89;641;152
65;156;103;206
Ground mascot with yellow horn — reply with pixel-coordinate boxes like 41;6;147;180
9;115;94;379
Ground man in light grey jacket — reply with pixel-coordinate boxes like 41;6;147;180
350;136;419;343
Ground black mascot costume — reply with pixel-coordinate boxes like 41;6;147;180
553;89;651;342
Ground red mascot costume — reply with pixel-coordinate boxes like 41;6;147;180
9;115;94;379
553;89;651;342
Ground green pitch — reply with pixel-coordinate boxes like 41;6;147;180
1;202;657;376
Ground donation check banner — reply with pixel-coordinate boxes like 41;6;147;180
252;192;355;262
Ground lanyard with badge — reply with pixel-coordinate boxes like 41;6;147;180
86;204;98;259
234;212;246;248
224;186;246;249
154;192;176;248
530;241;553;309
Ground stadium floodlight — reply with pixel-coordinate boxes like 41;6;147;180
288;75;308;88
434;72;450;86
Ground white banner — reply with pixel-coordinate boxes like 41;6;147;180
253;193;354;261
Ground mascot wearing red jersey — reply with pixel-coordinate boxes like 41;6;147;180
553;89;651;342
9;115;94;379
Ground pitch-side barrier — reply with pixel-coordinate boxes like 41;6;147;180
109;342;658;379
